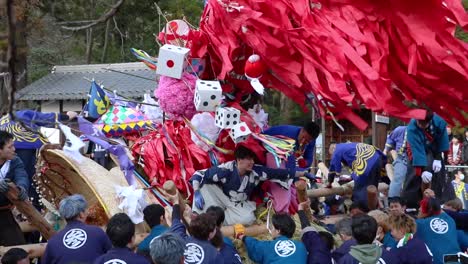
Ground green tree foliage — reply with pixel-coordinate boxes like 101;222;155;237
27;0;203;82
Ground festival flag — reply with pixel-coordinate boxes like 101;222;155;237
84;81;110;119
78;116;135;186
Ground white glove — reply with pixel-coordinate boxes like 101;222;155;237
432;160;442;173
422;171;433;184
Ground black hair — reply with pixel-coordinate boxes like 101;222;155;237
106;213;135;248
303;121;320;139
1;248;28;264
318;231;335;251
0;131;13;150
422;197;442;217
189;213;217;240
234;145;256;160
349;201;369;213
388;197;406;207
351;214;378;245
206;206;225;227
272;213;296;238
452;134;462;141
143;204;165;228
424;109;434;122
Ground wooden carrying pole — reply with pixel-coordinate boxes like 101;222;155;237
221;224;268;238
5;182;56;240
163;180;186;215
307;182;389;198
4;223;270;259
295;180;313;221
367;185;379;210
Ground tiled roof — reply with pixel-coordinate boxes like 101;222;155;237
16;62;157;101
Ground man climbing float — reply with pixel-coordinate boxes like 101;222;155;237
190;146;310;225
327;142;385;205
262;121;320;213
402;111;454;209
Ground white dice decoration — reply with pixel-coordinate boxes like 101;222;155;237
229;122;251;144
156;44;190;79
194;80;222;112
215;107;241;129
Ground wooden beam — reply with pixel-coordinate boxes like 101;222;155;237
5;182;56;240
307;182;389;198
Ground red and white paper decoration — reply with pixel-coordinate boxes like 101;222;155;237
244;54;267;95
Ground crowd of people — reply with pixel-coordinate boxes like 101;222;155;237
0;109;467;264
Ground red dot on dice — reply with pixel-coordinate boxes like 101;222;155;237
166;60;175;68
240;126;246;132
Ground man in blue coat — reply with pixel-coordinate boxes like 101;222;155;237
169;197;222;264
41;194;112;264
263;121;320;171
416;196;460;264
137;204;168;258
327;142;385;204
0;131;29;246
94;213;150;264
402;111;454;209
384;126;408;197
263;122;320;213
206;206;242;264
240;213;307;264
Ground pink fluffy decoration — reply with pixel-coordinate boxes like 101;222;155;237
155;73;197;120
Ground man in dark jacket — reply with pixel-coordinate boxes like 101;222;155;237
298;201;334;264
339;214;399;264
332;217;357;263
41;194;112;264
0;131;29;246
462;129;468;165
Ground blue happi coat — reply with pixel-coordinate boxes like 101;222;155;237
243;235;307;264
406;113;449;167
41;220;112;264
94;247;150;264
170;205;223;264
263;125;316;171
329;143;384;183
136;224;168;257
415;212;460;264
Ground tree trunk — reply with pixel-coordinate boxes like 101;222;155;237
279;93;292;123
101;19;110;63
85;28;94;64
